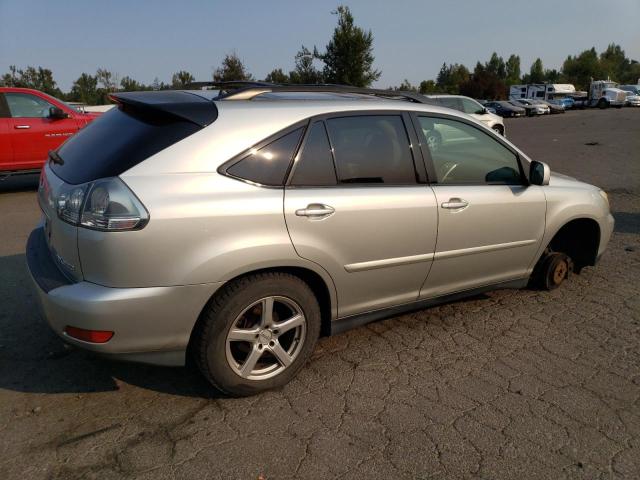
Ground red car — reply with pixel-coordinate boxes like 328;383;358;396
0;87;101;176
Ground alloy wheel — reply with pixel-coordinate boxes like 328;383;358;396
225;296;306;380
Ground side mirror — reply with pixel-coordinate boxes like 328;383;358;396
48;106;68;119
530;160;550;186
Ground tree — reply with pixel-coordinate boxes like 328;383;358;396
392;79;416;92
120;76;144;91
69;73;99;104
171;70;195;88
486;52;506;80
316;5;381;86
459;62;506;100
505;54;521;85
419;79;438;94
528;58;545;83
600;43;630;81
288;46;324;84
213;52;253;82
96;68;118;92
264;68;289;84
0;65;62;96
436;63;470;94
561;48;602;90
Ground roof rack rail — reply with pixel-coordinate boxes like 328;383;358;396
186;81;432;104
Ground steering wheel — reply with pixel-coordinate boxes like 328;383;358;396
440;161;458;183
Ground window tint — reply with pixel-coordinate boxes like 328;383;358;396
290;122;337;186
418;116;522;185
326;115;416;184
54;105;201;184
6;93;55;118
227;127;304;186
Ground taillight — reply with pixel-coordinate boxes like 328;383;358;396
54;177;148;231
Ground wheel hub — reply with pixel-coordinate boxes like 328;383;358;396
553;261;567;284
258;329;273;344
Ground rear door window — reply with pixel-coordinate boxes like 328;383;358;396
289;122;337;186
227;127;304;186
325;115;417;184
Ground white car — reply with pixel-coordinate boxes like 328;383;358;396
426;95;505;136
510;98;550;115
624;91;640;107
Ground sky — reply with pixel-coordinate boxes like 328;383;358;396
1;0;639;92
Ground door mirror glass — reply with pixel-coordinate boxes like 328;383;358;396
529;161;550;186
48;106;68;119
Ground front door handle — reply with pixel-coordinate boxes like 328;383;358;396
441;198;469;209
14;125;31;129
295;203;335;218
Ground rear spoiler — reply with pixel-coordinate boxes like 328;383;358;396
109;91;218;127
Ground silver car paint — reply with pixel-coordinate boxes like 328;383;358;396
31;98;614;365
420;184;546;297
284;185;438;316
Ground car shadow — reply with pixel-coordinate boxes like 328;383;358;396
0;173;40;193
0;253;222;398
612;211;640;234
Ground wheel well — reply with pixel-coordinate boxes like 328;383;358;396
548;218;600;272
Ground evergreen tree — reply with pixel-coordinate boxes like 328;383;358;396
316;5;381;86
505;54;521;85
213;53;253;82
289;46;324;84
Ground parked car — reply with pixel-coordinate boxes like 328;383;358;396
622;91;640;107
484;101;526;118
426;94;505;135
619;85;640;95
548;97;575;109
510;98;550;116
0;87;100;176
27;84;614;396
533;99;565;114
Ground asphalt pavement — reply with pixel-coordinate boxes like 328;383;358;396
0;108;639;480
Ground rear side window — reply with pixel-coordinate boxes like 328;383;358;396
54;106;201;184
325;115;417;184
289;122;337;186
227;128;304;186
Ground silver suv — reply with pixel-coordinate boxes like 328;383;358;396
27;84;614;396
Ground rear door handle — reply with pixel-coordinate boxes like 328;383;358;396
295;203;335;218
441;198;469;209
14;125;30;129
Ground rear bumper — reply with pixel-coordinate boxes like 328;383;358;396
26;227;223;366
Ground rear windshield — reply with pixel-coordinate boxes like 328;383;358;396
52;105;201;184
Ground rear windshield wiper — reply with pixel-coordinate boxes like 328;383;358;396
48;150;64;166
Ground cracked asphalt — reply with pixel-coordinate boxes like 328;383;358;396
1;108;639;480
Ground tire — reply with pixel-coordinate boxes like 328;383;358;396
192;272;321;396
533;252;573;290
492;125;504;136
598;98;608;109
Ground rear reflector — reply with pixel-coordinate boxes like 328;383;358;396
64;326;114;343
